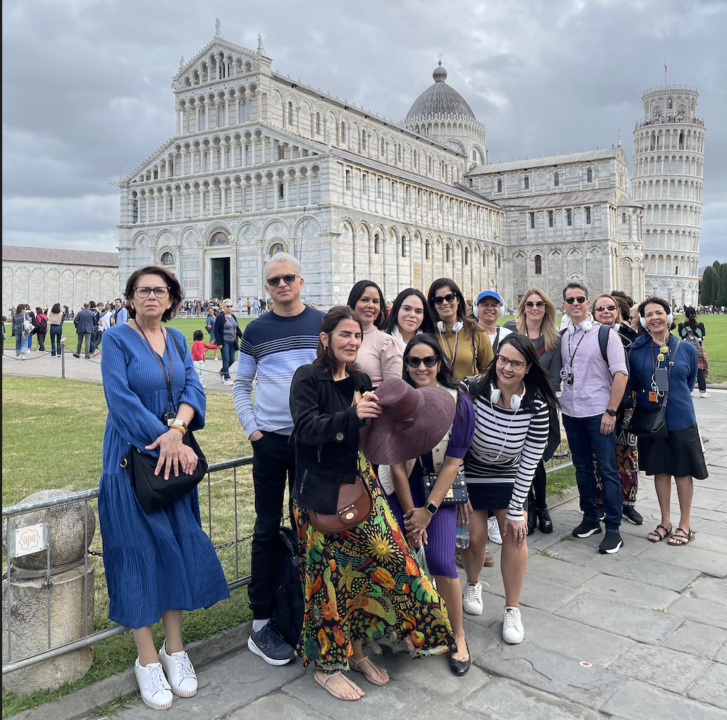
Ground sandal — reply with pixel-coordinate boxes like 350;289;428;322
667;527;695;546
349;655;390;685
314;671;363;701
647;524;672;543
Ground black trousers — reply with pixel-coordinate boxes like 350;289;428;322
528;459;548;509
249;431;295;619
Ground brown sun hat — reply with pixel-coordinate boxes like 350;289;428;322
359;378;456;465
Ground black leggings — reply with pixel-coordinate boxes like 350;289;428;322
528;459;547;509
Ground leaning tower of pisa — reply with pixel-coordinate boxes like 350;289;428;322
632;85;705;308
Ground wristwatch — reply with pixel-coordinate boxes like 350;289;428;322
425;500;439;516
605;408;617;417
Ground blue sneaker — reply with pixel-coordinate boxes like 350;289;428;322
248;623;294;666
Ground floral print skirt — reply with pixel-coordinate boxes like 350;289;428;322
293;468;456;670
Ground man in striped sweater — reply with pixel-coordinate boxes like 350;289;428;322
233;253;325;666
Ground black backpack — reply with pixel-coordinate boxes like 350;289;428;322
596;325;634;410
270;526;304;649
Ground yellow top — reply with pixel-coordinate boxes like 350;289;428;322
436;324;493;380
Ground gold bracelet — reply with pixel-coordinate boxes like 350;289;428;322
169;425;186;436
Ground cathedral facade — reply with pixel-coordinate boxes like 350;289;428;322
116;28;704;310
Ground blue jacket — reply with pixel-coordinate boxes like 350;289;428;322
629;332;698;431
74;308;96;335
214;312;242;347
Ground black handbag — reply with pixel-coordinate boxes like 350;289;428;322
121;430;208;512
419;458;468;507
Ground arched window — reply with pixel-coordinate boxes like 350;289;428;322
288;102;294;125
345;169;351;190
341;122;346;143
401;237;407;258
315;112;321;134
667;98;673;110
497;178;502;192
428;156;432;174
554;171;559;186
622;212;627;223
374;234;380;254
377;177;383;198
397;144;402;162
425;239;430;260
446;245;451;263
465;247;470;265
279;183;284;200
160;251;174;265
413;150;418;168
362;130;367;150
199;109;206;131
524;175;529;189
587;167;593;183
218;105;225;127
534;255;542;275
380;137;385;156
472;150;477;162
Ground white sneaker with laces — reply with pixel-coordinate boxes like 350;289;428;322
463;582;483;615
700;392;710;398
223;378;233;385
158;641;197;697
488;516;502;545
502;606;524;644
134;658;173;710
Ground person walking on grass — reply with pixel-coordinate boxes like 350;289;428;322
98;266;228;711
232;252;325;667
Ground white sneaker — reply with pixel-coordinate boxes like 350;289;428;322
502;606;524;644
158;641;197;697
488;516;502;545
220;374;226;384
21;354;26;360
463;582;483;615
134;658;173;710
700;392;710;398
223;378;233;385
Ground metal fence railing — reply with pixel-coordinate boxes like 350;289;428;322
3;445;574;675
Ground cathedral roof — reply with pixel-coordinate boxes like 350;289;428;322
494;187;640;210
469;148;621;175
406;63;476;120
1;245;119;267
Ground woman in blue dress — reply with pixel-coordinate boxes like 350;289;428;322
99;265;229;711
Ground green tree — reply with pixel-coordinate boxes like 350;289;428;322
713;260;722;307
720;262;727;307
701;266;714;305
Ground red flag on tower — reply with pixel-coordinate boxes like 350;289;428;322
664;63;668;73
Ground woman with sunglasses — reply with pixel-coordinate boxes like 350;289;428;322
347;280;403;388
427;279;492;381
382;288;437;350
460;334;558;643
503;288;562;535
213;299;243;385
385;334;475;676
591;295;641;526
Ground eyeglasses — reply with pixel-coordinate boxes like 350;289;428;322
266;274;300;287
496;354;527;371
432;293;457;305
564;296;587;305
594;304;617;312
525;301;545;308
405;355;439;368
135;287;170;298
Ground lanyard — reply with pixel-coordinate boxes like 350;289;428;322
134;321;175;409
439;327;460;368
565;326;588;372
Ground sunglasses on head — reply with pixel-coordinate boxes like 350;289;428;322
266;273;300;287
564;296;587;305
525;301;545;308
405;355;439;368
433;293;457;305
594;304;617;312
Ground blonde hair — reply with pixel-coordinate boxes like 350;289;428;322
593;294;622;324
515;288;559;352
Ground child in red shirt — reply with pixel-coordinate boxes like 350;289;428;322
191;329;218;381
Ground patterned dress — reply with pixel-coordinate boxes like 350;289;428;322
294;466;456;670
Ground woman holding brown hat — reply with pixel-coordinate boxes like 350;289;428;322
290;306;457;701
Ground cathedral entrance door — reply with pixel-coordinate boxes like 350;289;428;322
210;257;230;299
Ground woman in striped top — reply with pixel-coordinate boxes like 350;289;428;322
460;334;559;645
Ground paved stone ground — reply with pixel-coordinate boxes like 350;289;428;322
100;391;726;720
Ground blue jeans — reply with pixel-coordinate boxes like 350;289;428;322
220;340;236;380
50;325;63;355
16;333;25;356
562;413;622;533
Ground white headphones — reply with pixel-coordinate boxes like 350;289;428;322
438;321;463;333
640;312;673;329
567;318;593;334
490;384;525;411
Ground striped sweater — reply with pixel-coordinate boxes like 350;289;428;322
465;394;550;521
232;306;325;437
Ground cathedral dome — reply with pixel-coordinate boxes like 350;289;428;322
406;62;475;120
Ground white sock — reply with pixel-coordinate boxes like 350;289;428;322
252;619;270;632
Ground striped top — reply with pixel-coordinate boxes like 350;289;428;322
465;393;550;521
232;306;325;437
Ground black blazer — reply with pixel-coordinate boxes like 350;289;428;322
289;364;372;514
213;312;243;348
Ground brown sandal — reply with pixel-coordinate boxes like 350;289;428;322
349;656;390;685
314;671;363;700
647;524;672;543
667;528;695;546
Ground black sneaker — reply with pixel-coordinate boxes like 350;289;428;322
598;532;624;554
247;623;294;666
572;519;602;538
622;505;643;525
73;353;80;358
598;509;606;522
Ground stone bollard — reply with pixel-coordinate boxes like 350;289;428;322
2;489;96;693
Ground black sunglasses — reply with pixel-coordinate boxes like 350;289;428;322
525;301;545;308
266;274;300;287
594;304;617;312
432;293;457;305
405;355;439;368
564;296;587;305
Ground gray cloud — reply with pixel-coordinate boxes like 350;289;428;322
2;0;725;264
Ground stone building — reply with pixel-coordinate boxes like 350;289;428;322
114;25;703;310
2;246;120;314
632;85;705;308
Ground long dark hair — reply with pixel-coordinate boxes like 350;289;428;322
476;334;559;411
382;288;437;337
347;280;386;328
427;278;479;335
637;296;676;335
313;306;362;374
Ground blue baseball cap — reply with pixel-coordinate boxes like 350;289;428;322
476;290;503;306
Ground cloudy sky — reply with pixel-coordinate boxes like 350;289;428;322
3;0;725;265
